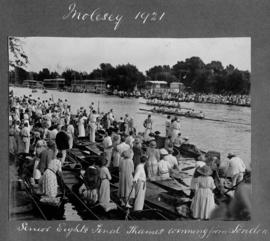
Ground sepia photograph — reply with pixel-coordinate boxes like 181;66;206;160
9;37;251;221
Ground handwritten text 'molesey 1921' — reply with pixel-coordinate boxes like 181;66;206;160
62;2;166;31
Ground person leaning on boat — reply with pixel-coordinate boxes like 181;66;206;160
226;153;246;187
133;155;147;211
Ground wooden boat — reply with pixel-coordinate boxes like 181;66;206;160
12;153;66;220
139;108;205;120
62;158;168;220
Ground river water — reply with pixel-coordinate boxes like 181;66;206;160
11;87;251;168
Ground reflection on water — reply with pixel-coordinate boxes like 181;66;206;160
11;87;251;168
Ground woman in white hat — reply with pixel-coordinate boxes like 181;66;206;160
190;165;216;220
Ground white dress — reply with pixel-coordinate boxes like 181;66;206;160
78;116;87;137
133;163;146;211
171;121;181;142
41;159;62;198
191;176;216;219
67;124;74;149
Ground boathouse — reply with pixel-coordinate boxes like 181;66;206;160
145;80;168;91
23;79;43;88
170;82;185;92
43;78;66;89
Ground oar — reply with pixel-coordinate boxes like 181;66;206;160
204;118;250;126
223;173;250;195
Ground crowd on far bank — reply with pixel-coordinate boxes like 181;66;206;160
144;91;251;107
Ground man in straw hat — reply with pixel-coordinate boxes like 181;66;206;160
226;153;246;187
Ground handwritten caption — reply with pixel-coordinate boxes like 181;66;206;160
62;2;166;31
17;222;268;239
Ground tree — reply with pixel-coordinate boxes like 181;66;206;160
15;67;29;84
9;37;28;68
146;65;171;80
37;68;51;81
109;64;145;91
62;69;81;86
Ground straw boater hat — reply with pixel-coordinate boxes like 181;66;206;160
149;140;157;148
197;165;213;176
134;137;141;145
227;153;236;158
122;149;132;159
160;148;169;156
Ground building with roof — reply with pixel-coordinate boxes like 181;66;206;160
170;82;185;92
145;80;168;90
22;80;43;88
43;78;65;89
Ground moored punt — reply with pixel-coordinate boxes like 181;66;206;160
11;153;67;220
62;160;168;220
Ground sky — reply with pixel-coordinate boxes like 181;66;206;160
15;37;251;74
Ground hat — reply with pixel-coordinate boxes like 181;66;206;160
134;137;141;145
47;140;56;149
101;156;108;166
160;148;168;155
183;137;189;140
122;149;132;159
112;134;120;142
197;165;212;176
195;161;206;168
149;140;157;148
227;153;235;158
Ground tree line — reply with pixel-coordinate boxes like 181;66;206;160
9;36;250;95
